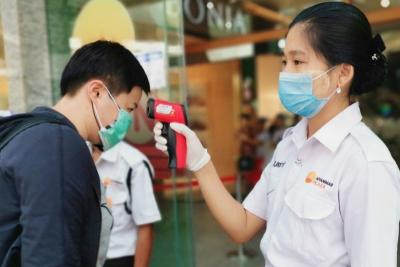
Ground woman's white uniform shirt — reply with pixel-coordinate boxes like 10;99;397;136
243;102;400;267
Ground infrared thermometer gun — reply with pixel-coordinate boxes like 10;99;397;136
146;98;188;169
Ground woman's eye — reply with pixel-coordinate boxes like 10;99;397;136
294;60;304;65
282;59;287;66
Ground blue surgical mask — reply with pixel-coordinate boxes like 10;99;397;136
278;67;339;118
92;86;133;151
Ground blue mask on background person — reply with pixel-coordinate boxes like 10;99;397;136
278;67;340;118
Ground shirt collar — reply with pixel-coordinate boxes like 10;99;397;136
291;102;362;152
97;143;120;163
290;117;308;149
313;102;362;152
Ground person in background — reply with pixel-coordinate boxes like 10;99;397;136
268;113;287;147
92;141;161;267
291;114;302;127
255;118;272;169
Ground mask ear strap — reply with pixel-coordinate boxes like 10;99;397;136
322;84;342;100
313;66;337;80
92;101;105;129
103;85;121;112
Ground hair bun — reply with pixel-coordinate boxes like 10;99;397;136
372;34;386;53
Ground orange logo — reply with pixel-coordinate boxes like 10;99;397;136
305;171;317;184
305;172;334;189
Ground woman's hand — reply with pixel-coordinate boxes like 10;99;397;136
153;122;210;172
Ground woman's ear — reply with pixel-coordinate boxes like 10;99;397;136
338;63;354;90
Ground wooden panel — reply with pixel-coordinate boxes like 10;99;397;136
366;7;400;26
242;1;291;25
186;28;287;54
186;61;241;178
256;54;288;119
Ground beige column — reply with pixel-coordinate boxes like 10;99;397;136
0;0;52;113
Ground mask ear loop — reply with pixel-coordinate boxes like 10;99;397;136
312;66;337;81
312;66;339;100
325;84;342;99
103;85;121;112
319;86;341;101
88;87;105;131
91;93;107;152
92;101;105;130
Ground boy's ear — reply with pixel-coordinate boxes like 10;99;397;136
86;80;106;102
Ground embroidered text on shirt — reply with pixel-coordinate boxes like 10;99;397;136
273;161;286;168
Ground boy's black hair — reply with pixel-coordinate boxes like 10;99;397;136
60;40;150;96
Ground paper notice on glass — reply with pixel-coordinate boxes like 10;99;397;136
135;50;167;90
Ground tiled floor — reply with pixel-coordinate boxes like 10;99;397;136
151;199;264;267
192;201;264;267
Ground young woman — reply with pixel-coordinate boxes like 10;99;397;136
154;2;400;266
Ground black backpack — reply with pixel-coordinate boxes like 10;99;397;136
0;112;69;152
0;112;72;267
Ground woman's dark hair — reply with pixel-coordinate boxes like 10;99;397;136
289;2;387;95
60;40;150;96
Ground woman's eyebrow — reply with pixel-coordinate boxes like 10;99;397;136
288;50;306;56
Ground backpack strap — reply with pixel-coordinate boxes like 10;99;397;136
0;114;68;151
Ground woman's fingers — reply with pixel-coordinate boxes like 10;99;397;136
154;125;168;153
155;135;167;145
153;122;163;135
155;142;168;152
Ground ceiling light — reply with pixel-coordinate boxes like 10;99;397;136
278;38;286;49
380;0;390;8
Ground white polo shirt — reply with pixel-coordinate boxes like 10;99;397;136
95;141;161;259
243;102;400;267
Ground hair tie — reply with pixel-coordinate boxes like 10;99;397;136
370;34;385;62
372;34;386;53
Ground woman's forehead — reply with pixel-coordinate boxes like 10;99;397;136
283;24;313;57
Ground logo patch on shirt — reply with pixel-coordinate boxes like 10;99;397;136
273;161;286;168
305;171;333;189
